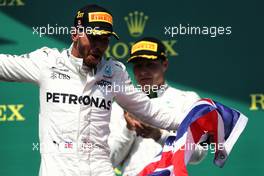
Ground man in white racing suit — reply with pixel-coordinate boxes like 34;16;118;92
0;5;180;176
108;37;207;176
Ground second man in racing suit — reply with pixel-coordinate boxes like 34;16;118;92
108;37;207;175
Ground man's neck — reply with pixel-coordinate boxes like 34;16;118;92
145;81;166;99
147;91;158;99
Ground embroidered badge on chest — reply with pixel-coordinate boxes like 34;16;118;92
103;65;113;78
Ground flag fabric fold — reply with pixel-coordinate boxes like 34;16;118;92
139;98;248;176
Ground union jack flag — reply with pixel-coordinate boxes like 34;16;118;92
64;141;73;149
139;98;248;176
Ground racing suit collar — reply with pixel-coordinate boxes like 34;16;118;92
156;83;169;98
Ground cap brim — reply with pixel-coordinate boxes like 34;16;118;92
111;32;119;40
127;55;158;62
90;29;119;40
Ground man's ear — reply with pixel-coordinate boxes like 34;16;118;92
162;59;169;72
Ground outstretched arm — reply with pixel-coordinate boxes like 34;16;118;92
0;47;49;84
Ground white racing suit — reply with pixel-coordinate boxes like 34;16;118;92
109;86;207;176
0;45;180;176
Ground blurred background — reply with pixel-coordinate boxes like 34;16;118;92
0;0;263;175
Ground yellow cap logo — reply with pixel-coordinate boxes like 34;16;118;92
131;41;158;54
77;11;84;18
88;12;113;25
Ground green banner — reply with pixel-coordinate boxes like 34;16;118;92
0;0;263;175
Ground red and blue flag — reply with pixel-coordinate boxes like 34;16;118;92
139;98;248;176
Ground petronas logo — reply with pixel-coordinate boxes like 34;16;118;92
124;11;149;38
